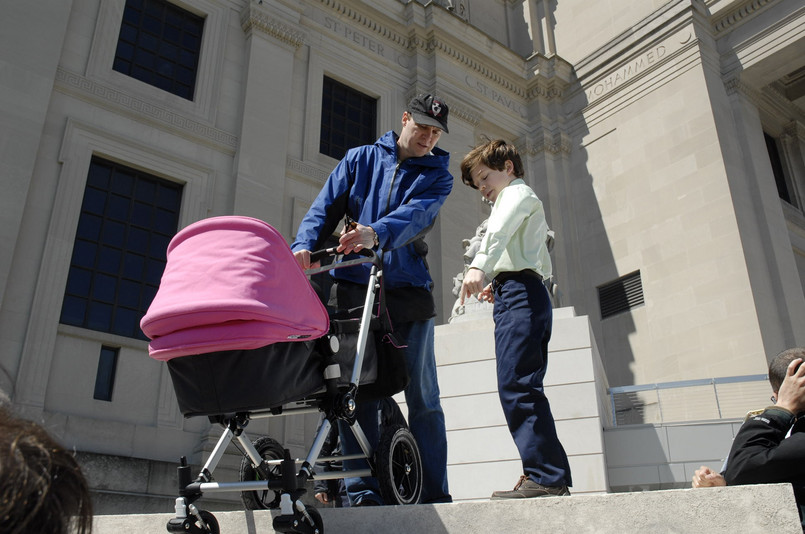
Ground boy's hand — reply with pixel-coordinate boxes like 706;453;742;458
314;492;330;504
478;283;494;303
460;268;486;304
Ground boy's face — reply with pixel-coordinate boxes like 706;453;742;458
470;160;516;203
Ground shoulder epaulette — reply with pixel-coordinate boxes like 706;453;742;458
744;408;765;421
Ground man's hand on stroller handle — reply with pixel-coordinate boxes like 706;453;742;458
297;246;379;273
293;249;320;270
338;222;377;254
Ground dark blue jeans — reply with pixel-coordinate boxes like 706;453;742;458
338;318;451;504
493;274;571;487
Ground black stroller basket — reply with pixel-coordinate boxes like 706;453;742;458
155;244;422;534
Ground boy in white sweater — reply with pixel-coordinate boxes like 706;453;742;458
460;139;571;499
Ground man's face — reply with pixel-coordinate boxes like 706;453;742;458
397;112;443;161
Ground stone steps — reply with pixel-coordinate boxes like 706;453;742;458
93;483;801;533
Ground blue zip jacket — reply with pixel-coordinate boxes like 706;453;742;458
292;130;453;291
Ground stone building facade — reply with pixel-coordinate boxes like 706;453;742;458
1;0;803;508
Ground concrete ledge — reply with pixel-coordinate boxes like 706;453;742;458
94;484;801;533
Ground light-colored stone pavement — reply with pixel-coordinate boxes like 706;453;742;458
94;483;801;533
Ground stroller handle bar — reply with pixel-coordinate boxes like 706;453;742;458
305;247;381;276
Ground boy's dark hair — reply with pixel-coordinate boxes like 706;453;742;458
0;406;93;534
768;347;805;393
460;139;524;189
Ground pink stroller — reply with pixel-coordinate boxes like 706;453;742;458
141;216;422;534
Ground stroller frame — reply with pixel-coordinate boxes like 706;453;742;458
164;249;422;534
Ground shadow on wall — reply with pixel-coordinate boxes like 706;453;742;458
550;66;639;391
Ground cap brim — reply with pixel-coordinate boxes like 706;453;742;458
410;111;449;134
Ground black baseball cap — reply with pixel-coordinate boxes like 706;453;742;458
408;94;449;133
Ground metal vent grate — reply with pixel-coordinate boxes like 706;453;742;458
598;270;644;319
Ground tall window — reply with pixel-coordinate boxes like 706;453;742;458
60;157;183;340
320;77;377;160
764;132;793;205
93;346;120;401
113;0;204;100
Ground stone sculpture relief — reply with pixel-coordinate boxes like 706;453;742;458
448;220;561;323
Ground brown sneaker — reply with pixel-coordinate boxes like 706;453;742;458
491;475;570;499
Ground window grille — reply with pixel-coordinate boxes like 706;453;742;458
60;157;182;340
598;270;644;319
93;346;120;401
320;77;377;160
113;0;204;100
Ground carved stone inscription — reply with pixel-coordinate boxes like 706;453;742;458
464;75;527;118
324;17;385;56
309;8;408;68
585;45;667;103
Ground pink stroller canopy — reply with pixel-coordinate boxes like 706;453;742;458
141;216;329;360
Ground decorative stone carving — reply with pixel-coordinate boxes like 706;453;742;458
448;219;561;323
449;219;493;323
241;5;306;48
712;0;775;34
442;0;469;21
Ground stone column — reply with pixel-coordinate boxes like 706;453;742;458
724;79;805;349
0;0;74;397
523;0;556;56
226;1;313;456
780;122;805;208
234;2;305;223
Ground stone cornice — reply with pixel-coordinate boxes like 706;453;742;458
782;120;803;141
526;55;573;98
724;76;763;103
316;1;565;105
430;36;538;100
526;79;566;101
726;76;805;122
711;0;777;34
54;67;238;152
522;130;572;156
317;0;409;48
446;100;482;127
764;82;805;119
286;156;330;184
241;8;306;48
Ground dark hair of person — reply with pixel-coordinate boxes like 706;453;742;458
460;138;525;189
0;406;93;534
768;347;805;393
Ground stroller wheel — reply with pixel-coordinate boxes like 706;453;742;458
239;436;285;510
273;503;324;534
375;423;423;505
187;510;219;534
302;505;324;534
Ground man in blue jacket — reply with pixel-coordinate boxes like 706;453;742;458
292;94;453;505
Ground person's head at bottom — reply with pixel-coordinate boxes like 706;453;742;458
0;406;93;534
